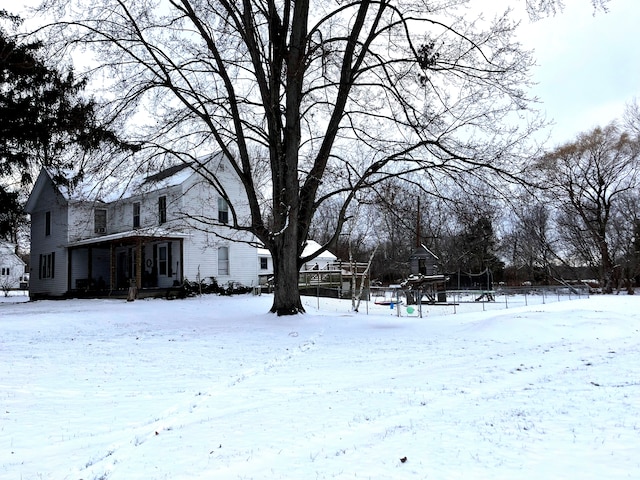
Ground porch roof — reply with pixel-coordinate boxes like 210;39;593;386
68;228;189;248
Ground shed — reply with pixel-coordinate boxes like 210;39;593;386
408;244;439;276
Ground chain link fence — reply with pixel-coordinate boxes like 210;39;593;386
303;285;590;317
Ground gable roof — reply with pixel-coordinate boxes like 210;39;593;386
25;152;228;209
142;162;194;184
0;241;26;266
24;168;65;214
409;244;439;260
302;240;337;261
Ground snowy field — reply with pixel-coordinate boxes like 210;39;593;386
1;293;639;479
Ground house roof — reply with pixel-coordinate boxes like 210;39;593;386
26;152;227;209
302;240;337;261
24;169;63;214
68;227;190;247
257;240;337;261
0;241;26;265
142;162;194;184
409;243;439;260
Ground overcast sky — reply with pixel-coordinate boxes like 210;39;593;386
514;0;640;146
3;0;638;148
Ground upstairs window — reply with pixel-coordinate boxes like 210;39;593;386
218;246;229;275
133;202;141;228
158;196;167;224
45;211;51;236
218;197;229;224
1;267;9;276
94;208;107;234
260;257;268;270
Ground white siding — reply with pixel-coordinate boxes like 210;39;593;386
27;154;265;296
178;166;260;287
28;181;69;297
67;202;98;242
0;243;25;289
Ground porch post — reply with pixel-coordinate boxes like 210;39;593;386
87;246;93;289
67;247;73;293
136;239;142;289
110;244;115;291
179;239;184;283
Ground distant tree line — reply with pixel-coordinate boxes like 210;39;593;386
310;109;640;294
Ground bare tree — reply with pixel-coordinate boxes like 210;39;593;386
536;124;640;293
610;190;640;293
525;0;610;20
624;98;640;139
502;197;560;285
35;0;549;314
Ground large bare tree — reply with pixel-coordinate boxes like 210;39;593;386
536;124;640;293
33;0;551;314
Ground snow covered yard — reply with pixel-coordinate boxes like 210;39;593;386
1;293;639;479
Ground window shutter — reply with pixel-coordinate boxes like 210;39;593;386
51;252;55;278
167;242;173;277
39;254;43;279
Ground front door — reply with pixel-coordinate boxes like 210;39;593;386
116;248;136;289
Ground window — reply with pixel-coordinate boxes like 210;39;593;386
133;202;141;228
218;197;229;224
94;208;107;234
158;196;167;224
39;252;55;279
218;246;229;275
158;245;167;275
1;267;9;276
45;211;51;236
260;257;268;270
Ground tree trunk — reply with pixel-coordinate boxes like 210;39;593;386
269;229;305;315
599;241;614;294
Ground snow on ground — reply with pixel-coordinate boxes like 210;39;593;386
1;293;639;479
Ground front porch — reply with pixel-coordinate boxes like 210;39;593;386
67;229;186;298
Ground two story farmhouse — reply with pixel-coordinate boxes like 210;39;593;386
25;153;263;299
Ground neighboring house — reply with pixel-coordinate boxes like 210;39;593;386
257;240;338;285
300;240;338;271
25;153;261;299
0;241;26;291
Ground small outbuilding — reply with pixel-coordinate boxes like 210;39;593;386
408;244;439;276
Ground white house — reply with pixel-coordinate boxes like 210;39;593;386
25;153;262;299
257;239;339;285
0;241;26;291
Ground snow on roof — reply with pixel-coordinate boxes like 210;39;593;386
38;152;225;204
256;241;337;260
302;240;336;260
68;227;190;247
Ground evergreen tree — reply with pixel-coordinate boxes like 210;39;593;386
1;10;128;241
